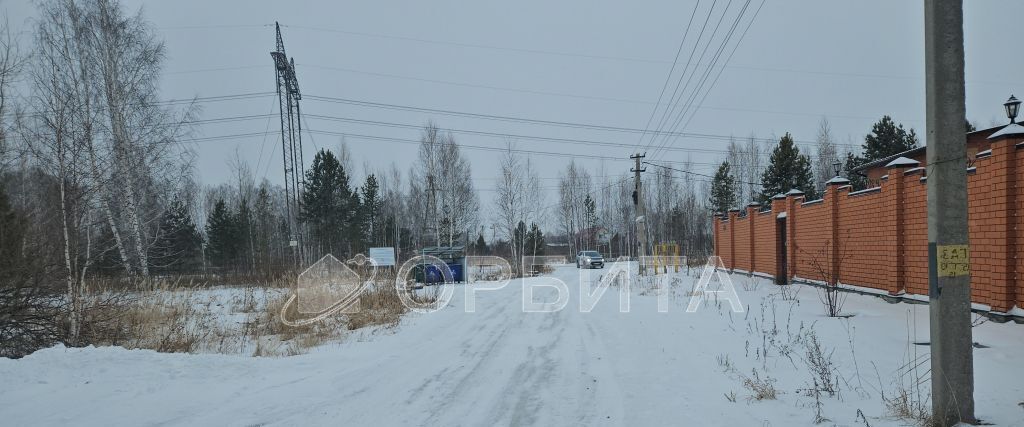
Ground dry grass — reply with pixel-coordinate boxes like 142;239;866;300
741;368;779;401
75;272;421;358
345;286;410;331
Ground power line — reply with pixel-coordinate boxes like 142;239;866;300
303;113;768;156
297;64;918;122
645;0;731;155
657;0;768;161
302;93;859;148
168;23;1014;87
643;160;762;186
651;0;759;159
154;91;276;106
634;0;703;152
302;128;725;167
303;112;856;165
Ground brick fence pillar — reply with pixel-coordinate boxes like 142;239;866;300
713;215;721;260
728;209;739;271
883;157;919;294
825;177;851;285
747;202;760;274
785;189;805;280
987;128;1023;312
772;194;787;281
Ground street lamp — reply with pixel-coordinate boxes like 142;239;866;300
832;160;843;177
1005;95;1021;124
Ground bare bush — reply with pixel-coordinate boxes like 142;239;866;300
801;330;839;396
801;233;850;317
741;368;779;401
0;270;64;358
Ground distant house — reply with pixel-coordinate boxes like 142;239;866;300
851;125;1003;184
576;226;611;246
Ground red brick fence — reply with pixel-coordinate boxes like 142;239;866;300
713;130;1024;316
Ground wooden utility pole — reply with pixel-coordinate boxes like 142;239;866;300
924;0;975;424
631;153;647;275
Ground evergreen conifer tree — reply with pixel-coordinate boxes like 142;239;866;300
525;223;545;256
759;133;817;205
150;199;203;274
205;199;238;271
301;149;356;257
709;161;738;213
472;234;489;255
360;174;381;247
843;152;868;190
863;115;919;161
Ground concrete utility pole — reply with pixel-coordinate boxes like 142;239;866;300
631;153;647;275
924;0;975;424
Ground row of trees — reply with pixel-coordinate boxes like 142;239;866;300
709;115;927;213
0;0;198;346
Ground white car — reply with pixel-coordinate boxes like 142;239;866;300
576;251;605;269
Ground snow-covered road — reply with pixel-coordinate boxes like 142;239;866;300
3;264;1023;426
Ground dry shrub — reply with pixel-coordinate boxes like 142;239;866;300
801;330;839;397
346;271;438;330
1;270;65;358
82;279;220;354
346;286;409;330
742;368;779;401
880;356;932;426
51;268;433;358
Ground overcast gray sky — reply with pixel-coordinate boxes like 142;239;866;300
3;0;1022;216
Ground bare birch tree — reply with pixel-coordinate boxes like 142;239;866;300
494;142;540;275
557;161;592;256
814;117;838;193
78;0;196;277
413;122;479;248
0;17;22;168
23;0;100;343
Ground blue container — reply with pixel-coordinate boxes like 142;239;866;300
446;263;464;283
417;263;463;284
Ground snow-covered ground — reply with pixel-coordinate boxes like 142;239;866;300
2;263;1023;426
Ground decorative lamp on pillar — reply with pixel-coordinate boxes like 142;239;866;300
832;160;843;177
1005;95;1021;124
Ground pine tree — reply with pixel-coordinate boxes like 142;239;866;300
205;199;238;271
525;223;545;256
759;133;817;205
472;234;489;255
360;174;381;247
583;195;598;229
301;149;356;257
149;199;203;275
583;195;597;249
863;115;919;162
709;161;738;213
253;185;277;271
843;152;868;190
513;220;528;254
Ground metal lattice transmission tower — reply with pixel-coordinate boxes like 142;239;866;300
271;22;306;267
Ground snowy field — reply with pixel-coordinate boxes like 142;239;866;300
1;263;1023;426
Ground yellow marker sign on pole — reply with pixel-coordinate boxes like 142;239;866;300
937;244;970;277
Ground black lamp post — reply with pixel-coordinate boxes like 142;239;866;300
1005;95;1021;124
832;160;843;177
